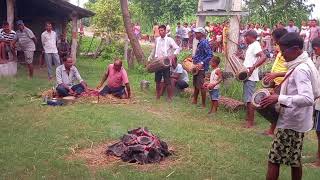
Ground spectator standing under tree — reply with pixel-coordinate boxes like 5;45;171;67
254;23;263;42
153;22;160;41
192;27;213;108
41;22;60;80
285;20;299;33
262;25;272;52
15;20;36;78
175;22;183;46
308;19;320;55
300;21;310;52
182;23;190;50
242;30;267;128
133;23;141;40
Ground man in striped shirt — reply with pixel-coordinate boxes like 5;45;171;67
0;21;16;62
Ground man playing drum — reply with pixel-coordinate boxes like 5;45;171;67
148;25;180;101
262;28;288;136
192;27;213;108
242;30;267;128
261;33;320;180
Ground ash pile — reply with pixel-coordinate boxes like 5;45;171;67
106;127;171;164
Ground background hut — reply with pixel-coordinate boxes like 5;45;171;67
0;0;94;77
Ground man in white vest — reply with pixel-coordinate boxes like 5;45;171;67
148;25;180;101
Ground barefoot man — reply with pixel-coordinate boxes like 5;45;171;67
262;33;320;180
242;30;266;128
192;27;213;108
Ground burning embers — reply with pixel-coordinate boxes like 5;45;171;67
106;127;171;164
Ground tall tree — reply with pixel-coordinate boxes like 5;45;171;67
120;0;145;64
243;0;314;27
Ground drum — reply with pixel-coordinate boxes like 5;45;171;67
252;89;279;123
146;58;170;73
227;54;249;81
182;57;198;75
262;77;275;88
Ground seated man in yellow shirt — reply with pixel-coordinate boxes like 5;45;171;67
263;28;288;136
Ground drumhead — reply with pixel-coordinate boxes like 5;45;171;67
251;89;271;108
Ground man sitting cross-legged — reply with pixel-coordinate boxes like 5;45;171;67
56;57;88;97
97;59;131;99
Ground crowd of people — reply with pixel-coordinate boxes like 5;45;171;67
2;17;320;179
148;19;320;180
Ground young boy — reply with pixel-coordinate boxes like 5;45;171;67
312;37;320;166
204;56;222;114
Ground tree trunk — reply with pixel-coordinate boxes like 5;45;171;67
6;0;14;29
71;12;78;62
120;0;145;64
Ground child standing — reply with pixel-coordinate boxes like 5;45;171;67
205;56;222;114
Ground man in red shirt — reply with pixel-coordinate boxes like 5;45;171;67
97;59;131;99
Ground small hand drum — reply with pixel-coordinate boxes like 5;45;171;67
251;89;271;109
252;89;279;123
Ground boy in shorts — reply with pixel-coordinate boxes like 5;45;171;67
204;56;222;114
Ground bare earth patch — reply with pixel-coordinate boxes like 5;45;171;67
66;141;181;172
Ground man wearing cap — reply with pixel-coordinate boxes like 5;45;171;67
14;20;37;78
243;30;267;128
41;22;60;80
148;24;180;101
192;27;213;108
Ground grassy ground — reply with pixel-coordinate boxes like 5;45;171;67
1;54;320;179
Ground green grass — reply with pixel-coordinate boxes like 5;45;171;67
1;55;320;179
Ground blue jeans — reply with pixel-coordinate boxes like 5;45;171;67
45;53;60;78
56;84;85;97
99;86;125;97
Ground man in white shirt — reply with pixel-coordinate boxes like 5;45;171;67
41;22;60;80
170;56;189;92
254;24;263;41
243;30;266;128
261;33;320;180
148;25;180;101
56;57;88;97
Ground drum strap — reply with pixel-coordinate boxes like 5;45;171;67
274;67;297;94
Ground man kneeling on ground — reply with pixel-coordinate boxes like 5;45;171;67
56;57;88;97
97;59;131;99
170;56;189;92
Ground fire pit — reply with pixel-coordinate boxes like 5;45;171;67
106;127;171;164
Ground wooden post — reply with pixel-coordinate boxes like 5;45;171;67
6;0;14;29
193;0;206;55
225;0;242;73
71;12;78;62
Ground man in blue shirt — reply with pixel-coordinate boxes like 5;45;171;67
192;27;213;107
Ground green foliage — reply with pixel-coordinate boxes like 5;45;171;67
85;0;123;33
243;0;314;27
101;40;125;61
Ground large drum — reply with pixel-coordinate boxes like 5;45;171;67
146;58;171;73
182;57;199;75
228;54;249;81
252;89;279;123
